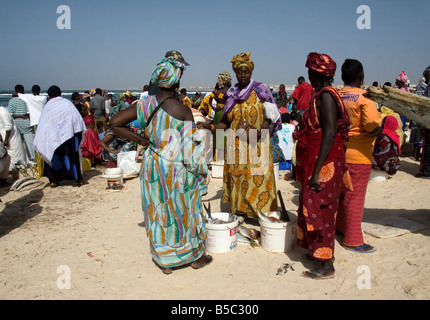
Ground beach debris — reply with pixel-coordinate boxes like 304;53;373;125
10;177;43;191
276;263;295;276
87;252;94;258
364;85;430;129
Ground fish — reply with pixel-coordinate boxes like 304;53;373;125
276;263;295;276
238;225;260;247
16;179;44;191
10;177;36;191
238;225;252;239
257;210;271;223
237;233;252;245
364;85;430;129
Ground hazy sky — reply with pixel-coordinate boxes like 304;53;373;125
1;0;429;91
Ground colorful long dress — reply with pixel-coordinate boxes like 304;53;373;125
137;96;209;268
294;87;352;261
222;83;279;218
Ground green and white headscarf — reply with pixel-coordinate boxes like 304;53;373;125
151;57;185;88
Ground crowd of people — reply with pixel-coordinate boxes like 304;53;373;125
0;49;429;280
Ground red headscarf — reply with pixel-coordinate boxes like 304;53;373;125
306;52;337;77
84;115;95;126
383;115;400;151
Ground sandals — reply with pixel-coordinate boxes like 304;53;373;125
342;243;376;253
301;270;335;280
191;255;213;270
152;259;173;275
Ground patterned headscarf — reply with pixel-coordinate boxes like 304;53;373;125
231;52;254;72
306;52;337;77
151;57;185;88
397;71;408;84
217;71;232;88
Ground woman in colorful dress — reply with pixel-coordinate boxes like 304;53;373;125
198;52;281;219
109;55;211;275
294;52;352;279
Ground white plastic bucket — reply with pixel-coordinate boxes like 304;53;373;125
259;212;297;253
274;163;279;181
369;169;389;182
205;212;238;254
211;161;224;179
102;168;124;191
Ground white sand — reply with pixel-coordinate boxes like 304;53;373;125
0;157;429;300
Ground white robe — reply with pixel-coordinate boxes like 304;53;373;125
0;106;27;170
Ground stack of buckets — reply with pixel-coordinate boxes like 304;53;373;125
204;211;297;254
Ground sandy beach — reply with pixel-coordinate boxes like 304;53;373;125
0;154;429;301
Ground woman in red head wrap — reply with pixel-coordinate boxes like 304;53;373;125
294;52;352;279
81;115;102;169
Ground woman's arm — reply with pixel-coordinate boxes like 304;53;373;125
109;104;150;147
309;92;338;192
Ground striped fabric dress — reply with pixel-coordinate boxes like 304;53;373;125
137;96;209;268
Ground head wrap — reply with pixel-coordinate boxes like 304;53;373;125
47;85;62;98
151;57;185;88
424;66;430;75
397;71;408;84
231;52;254;72
217;71;232;88
383;115;400;151
84;115;95;126
165;50;190;66
306;52;337;77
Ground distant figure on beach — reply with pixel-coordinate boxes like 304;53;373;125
372;115;400;175
109;54;212;275
33;85;86;188
395;71;409;131
81;115;102;169
8;85;36;164
275;84;288;109
337;59;381;254
17;84;47;129
417;65;430;178
0;104;26;171
0;138;10;186
198;71;232;161
179;88;192;108
294;52;352;280
290;76;315;118
90;88;107;126
98;127;134;168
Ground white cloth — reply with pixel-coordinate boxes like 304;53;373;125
34;97;86;165
276;123;295;161
18;93;47;127
0;106;27;170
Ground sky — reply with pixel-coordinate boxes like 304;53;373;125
1;0;429;91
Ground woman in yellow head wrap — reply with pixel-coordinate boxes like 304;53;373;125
198;52;281;219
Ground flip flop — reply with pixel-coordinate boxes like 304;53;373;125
191;255;213;270
301;270;335;280
152;258;173;275
343;244;376;253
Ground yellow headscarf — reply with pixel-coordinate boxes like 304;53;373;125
231;52;254;72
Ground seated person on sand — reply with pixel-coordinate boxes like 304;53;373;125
99;127;134;168
81;115;102;170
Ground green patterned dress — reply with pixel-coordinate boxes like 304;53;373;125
137;96;209;268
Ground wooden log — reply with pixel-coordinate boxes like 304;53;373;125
364;85;430;129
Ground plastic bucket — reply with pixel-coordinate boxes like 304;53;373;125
369;169;389;182
205;212;238;254
259;212;297;253
274;163;279;181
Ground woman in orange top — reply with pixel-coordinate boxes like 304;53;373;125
338;59;382;253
